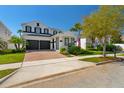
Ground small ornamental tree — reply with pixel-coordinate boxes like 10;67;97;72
17;29;23;37
70;23;82;47
10;35;25;49
82;6;124;57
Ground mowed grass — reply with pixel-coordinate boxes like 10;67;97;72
0;53;25;64
0;69;17;79
79;56;117;63
118;54;124;56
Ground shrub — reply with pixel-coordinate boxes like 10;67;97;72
87;48;98;51
0;48;25;54
61;50;69;55
115;46;123;52
106;44;115;51
86;44;94;49
97;45;103;51
12;48;25;53
60;48;69;55
68;45;81;55
60;48;66;53
96;44;121;52
80;49;94;54
0;49;13;54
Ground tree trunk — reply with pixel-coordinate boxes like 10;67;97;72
78;31;81;47
114;46;116;58
103;39;107;57
18;43;20;49
14;44;18;49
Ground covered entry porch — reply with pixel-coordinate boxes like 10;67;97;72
50;32;76;51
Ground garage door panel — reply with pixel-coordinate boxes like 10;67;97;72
26;40;39;50
40;41;50;49
26;40;50;50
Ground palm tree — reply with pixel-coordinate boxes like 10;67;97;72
9;36;24;49
17;29;23;37
70;23;82;47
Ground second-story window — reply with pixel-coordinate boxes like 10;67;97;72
44;28;49;34
34;27;41;34
25;26;32;32
53;30;57;35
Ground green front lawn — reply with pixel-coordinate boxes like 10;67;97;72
0;69;17;79
79;50;113;56
118;54;124;56
79;56;117;63
0;53;25;64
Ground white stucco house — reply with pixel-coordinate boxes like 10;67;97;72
22;21;77;51
0;21;15;49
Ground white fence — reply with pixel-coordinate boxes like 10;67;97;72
80;38;86;49
114;44;124;50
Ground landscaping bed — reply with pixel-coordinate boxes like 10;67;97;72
0;69;17;79
79;56;123;63
0;53;25;64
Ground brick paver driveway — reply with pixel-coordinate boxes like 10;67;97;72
24;50;66;62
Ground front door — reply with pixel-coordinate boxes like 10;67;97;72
56;37;59;50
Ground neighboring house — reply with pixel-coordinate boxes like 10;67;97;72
121;35;124;41
0;21;11;42
22;21;76;51
0;21;14;49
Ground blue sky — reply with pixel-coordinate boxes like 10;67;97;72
0;5;99;35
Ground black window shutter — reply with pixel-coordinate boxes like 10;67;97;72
34;27;36;33
30;27;32;32
25;26;27;32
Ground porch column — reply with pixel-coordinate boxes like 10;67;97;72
54;38;56;50
50;39;53;50
38;40;40;50
59;36;63;50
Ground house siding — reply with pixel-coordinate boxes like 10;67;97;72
22;21;76;51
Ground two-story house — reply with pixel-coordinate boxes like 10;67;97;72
22;21;76;51
0;21;15;49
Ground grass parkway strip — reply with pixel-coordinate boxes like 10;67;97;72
0;53;25;65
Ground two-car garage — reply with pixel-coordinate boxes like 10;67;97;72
26;40;50;50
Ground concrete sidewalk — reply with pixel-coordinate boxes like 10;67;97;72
0;57;96;88
0;55;101;70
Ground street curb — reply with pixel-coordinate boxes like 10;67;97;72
7;65;96;88
96;58;124;65
0;68;19;84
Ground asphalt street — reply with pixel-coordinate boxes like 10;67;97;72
24;62;124;88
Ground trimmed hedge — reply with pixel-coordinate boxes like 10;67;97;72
0;49;25;54
68;46;81;55
68;45;93;55
60;48;69;55
97;44;122;52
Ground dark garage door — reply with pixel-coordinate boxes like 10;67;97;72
40;41;50;50
26;40;39;50
26;40;50;50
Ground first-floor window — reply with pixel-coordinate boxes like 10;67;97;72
64;37;69;46
71;38;75;44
